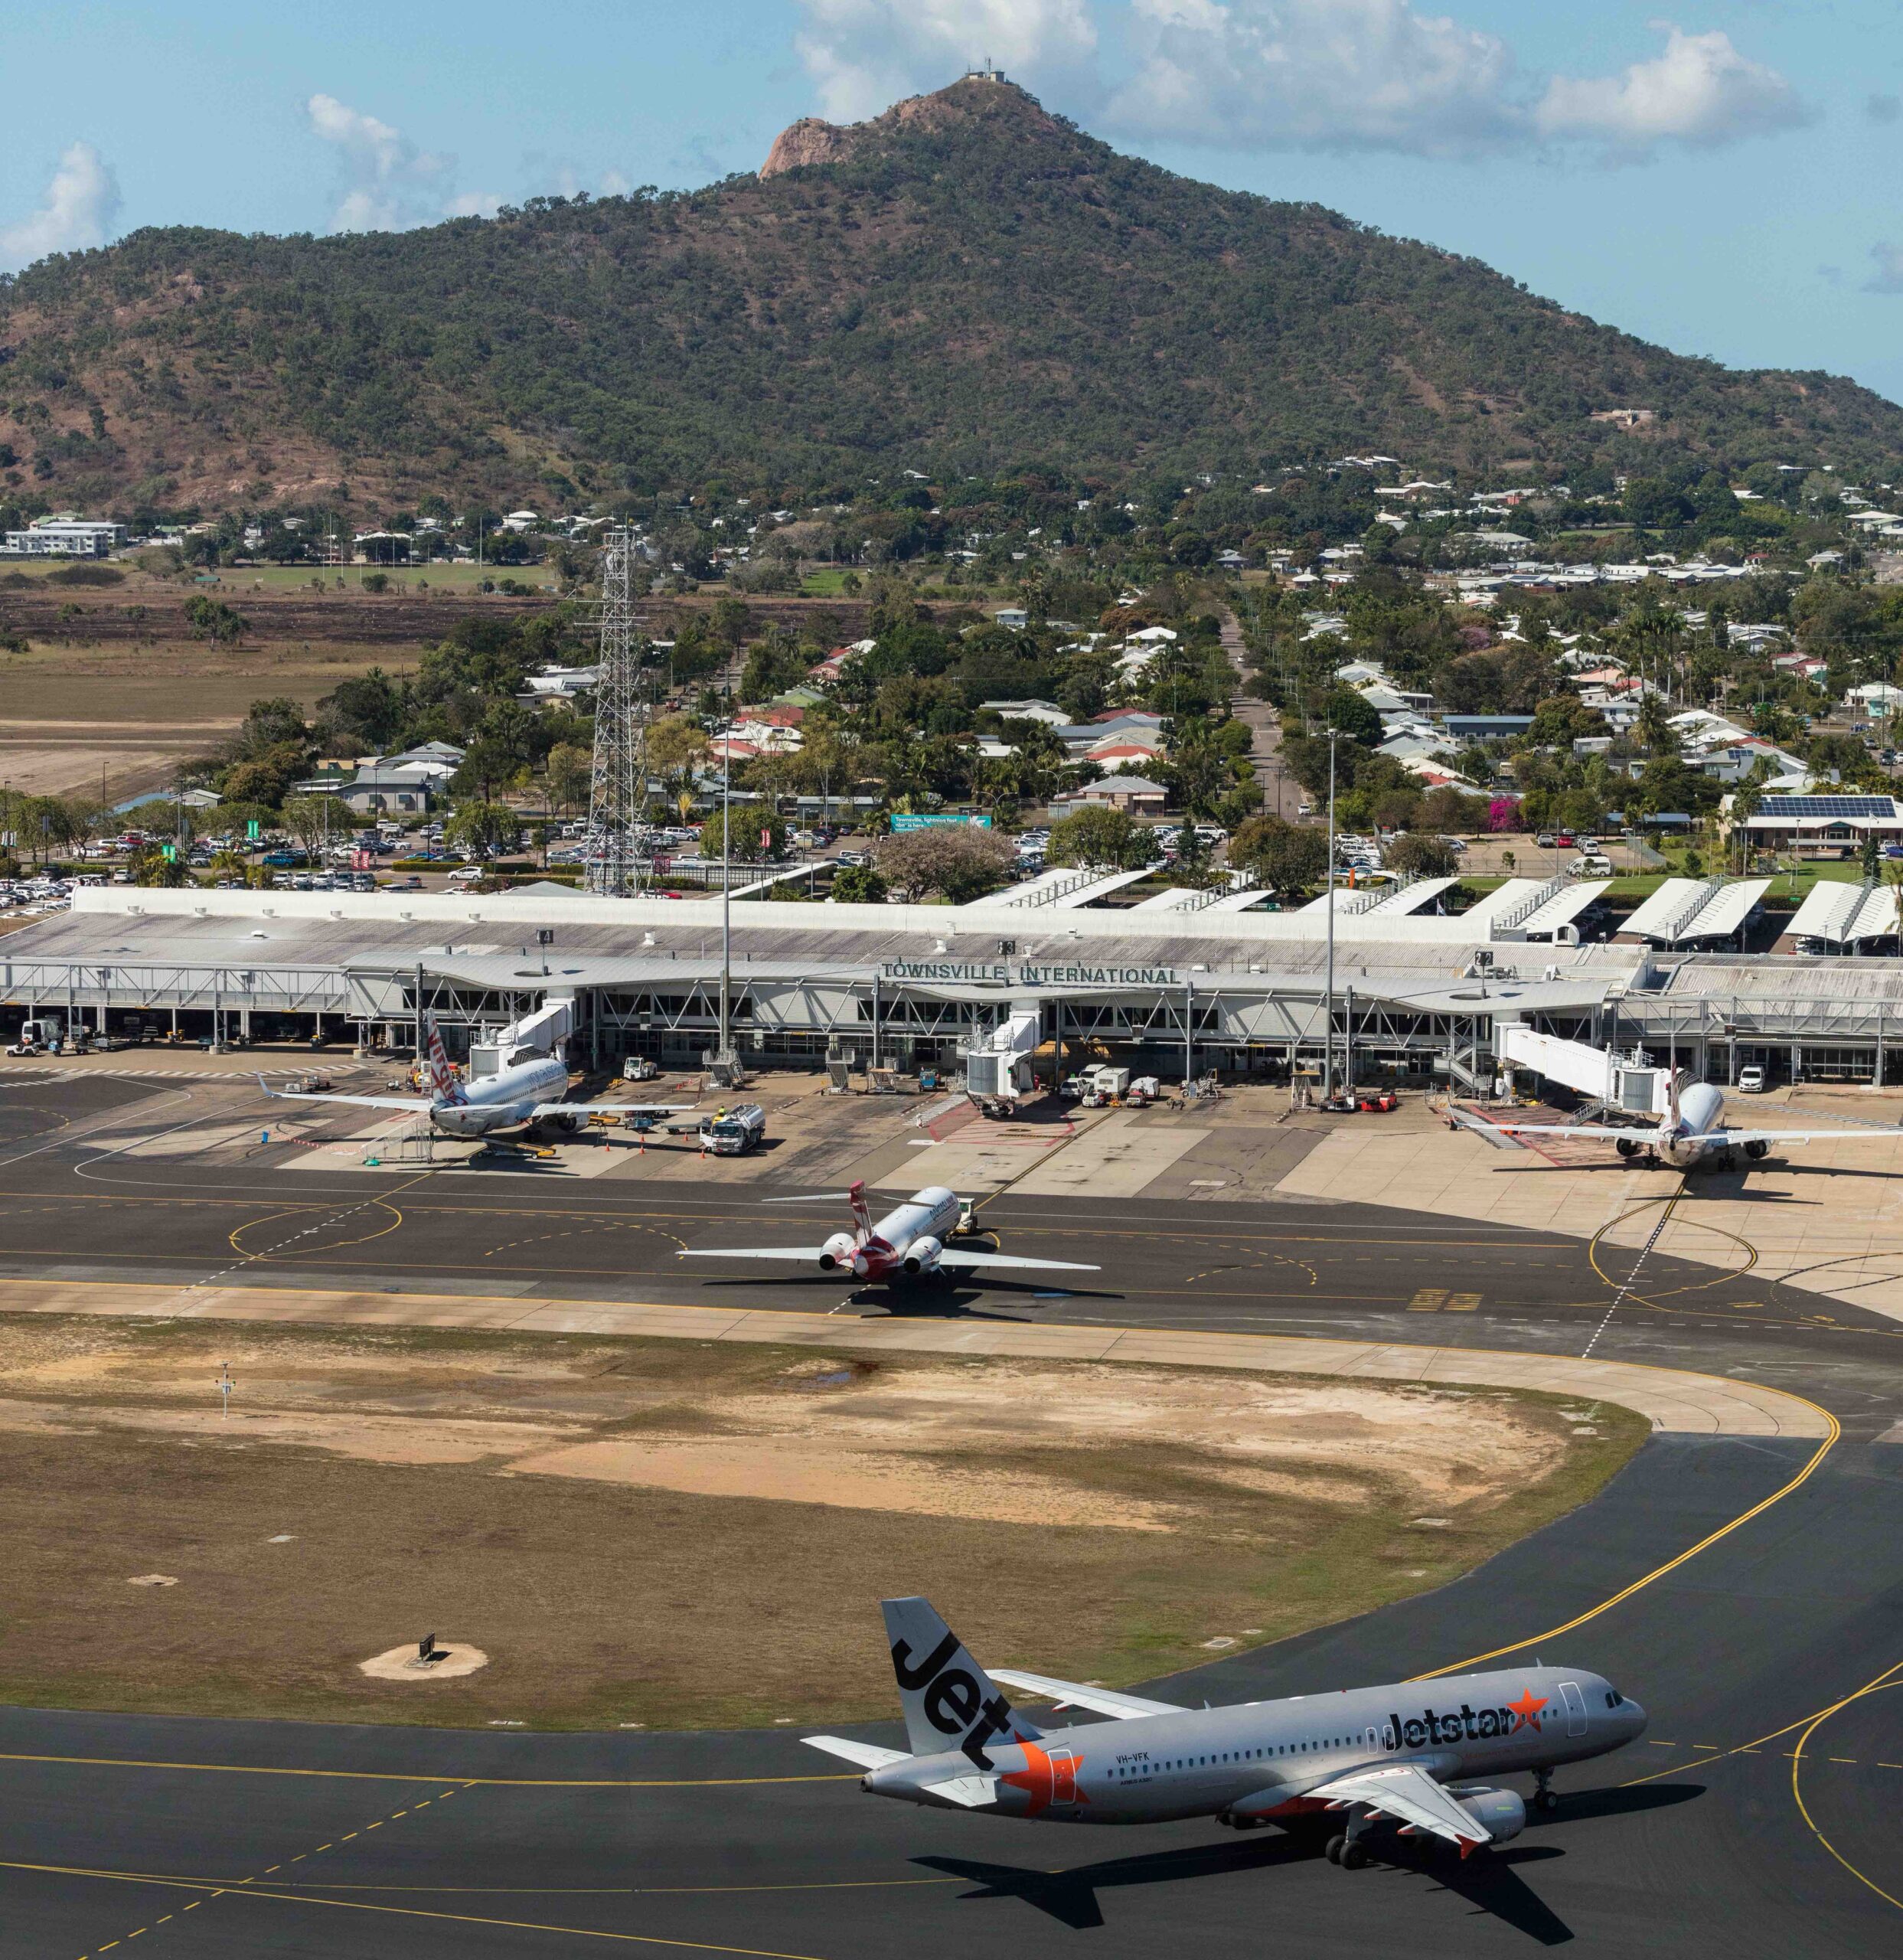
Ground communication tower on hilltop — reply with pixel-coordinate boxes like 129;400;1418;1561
586;525;648;896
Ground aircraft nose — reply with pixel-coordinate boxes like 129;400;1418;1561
1621;1698;1648;1736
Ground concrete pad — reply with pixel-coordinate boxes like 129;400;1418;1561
1014;1112;1209;1199
1275;1118;1903;1324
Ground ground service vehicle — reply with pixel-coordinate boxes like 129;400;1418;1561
700;1103;766;1155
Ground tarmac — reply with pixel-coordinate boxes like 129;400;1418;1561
1;1064;1901;1955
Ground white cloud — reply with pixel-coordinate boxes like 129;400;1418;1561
305;93;455;231
1108;0;1519;158
445;192;504;220
1534;26;1807;158
794;0;1098;123
1867;242;1903;296
786;4;1808;168
0;141;122;273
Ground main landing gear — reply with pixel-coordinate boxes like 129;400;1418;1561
1325;1832;1369;1870
1533;1768;1559;1813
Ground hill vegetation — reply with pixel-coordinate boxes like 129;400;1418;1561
4;77;1901;517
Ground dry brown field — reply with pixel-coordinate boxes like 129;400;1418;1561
0;1317;1644;1730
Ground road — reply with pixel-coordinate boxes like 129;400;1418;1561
1;1073;1901;1955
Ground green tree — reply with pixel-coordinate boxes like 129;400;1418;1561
281;792;341;862
1385;833;1458;878
545;741;591;815
446;799;521;858
1227;814;1329;897
831;861;889;904
700;805;787;864
1046;806;1154;872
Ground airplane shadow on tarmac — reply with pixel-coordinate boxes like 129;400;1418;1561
916;1782;1702;1944
689;1274;1127;1315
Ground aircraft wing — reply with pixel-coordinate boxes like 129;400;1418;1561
1716;1126;1900;1148
935;1250;1101;1273
988;1669;1187;1719
1488;1121;1654;1140
802;1735;910;1771
529;1102;697;1119
260;1077;431;1112
1305;1762;1491;1849
676;1246;827;1262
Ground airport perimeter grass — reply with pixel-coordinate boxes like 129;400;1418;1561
0;1318;1647;1731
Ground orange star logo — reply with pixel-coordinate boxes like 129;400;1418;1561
999;1741;1087;1815
1506;1687;1549;1734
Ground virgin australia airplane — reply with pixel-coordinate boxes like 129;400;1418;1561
804;1599;1645;1867
263;1016;692;1141
1470;1077;1901;1173
677;1180;1098;1283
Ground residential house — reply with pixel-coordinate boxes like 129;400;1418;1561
981;699;1069;727
1050;774;1168;817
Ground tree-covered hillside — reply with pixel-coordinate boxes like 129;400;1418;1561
4;76;1901;517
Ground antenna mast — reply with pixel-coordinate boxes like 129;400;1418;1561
586;524;647;896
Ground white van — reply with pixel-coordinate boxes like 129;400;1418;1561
1572;853;1614;877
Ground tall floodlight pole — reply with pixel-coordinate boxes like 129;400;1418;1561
717;724;733;1067
586;526;646;896
1323;727;1339;1101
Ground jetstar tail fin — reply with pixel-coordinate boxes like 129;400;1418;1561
880;1596;1039;1763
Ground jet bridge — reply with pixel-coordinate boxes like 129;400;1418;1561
962;1000;1042;1104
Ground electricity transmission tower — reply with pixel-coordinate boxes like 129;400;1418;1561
586;525;648;896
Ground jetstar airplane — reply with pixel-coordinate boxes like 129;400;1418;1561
1461;1076;1903;1174
804;1598;1646;1868
262;1015;693;1141
677;1181;1098;1283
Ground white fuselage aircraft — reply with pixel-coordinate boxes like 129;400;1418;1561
1476;1079;1902;1173
264;1018;691;1140
677;1180;1098;1283
805;1598;1646;1869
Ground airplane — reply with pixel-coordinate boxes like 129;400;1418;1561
1461;1076;1903;1174
261;1014;693;1141
804;1597;1646;1868
676;1181;1098;1283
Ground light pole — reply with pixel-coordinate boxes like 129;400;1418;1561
1323;727;1339;1102
717;697;732;1071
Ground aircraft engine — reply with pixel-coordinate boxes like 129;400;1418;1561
1451;1786;1525;1844
902;1236;944;1276
1744;1140;1769;1160
547;1112;586;1135
1615;1138;1642;1158
818;1231;859;1272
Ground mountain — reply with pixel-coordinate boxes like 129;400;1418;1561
4;74;1900;516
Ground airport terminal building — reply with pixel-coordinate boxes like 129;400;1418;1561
5;877;1902;1092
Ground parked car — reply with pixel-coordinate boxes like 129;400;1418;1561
1736;1066;1766;1093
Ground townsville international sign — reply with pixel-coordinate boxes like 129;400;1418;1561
879;961;1181;988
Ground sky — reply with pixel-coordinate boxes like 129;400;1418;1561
5;2;1903;405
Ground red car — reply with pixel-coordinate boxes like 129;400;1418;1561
1554;833;1575;848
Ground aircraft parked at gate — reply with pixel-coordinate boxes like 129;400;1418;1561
805;1598;1645;1867
263;1015;691;1140
1462;1078;1903;1173
677;1181;1098;1282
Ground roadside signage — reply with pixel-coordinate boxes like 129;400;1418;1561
246;819;260;840
890;813;992;831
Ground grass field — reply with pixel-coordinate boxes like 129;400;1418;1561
2;561;555;597
0;1318;1645;1731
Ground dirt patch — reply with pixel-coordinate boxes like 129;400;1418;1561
0;1316;1646;1730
